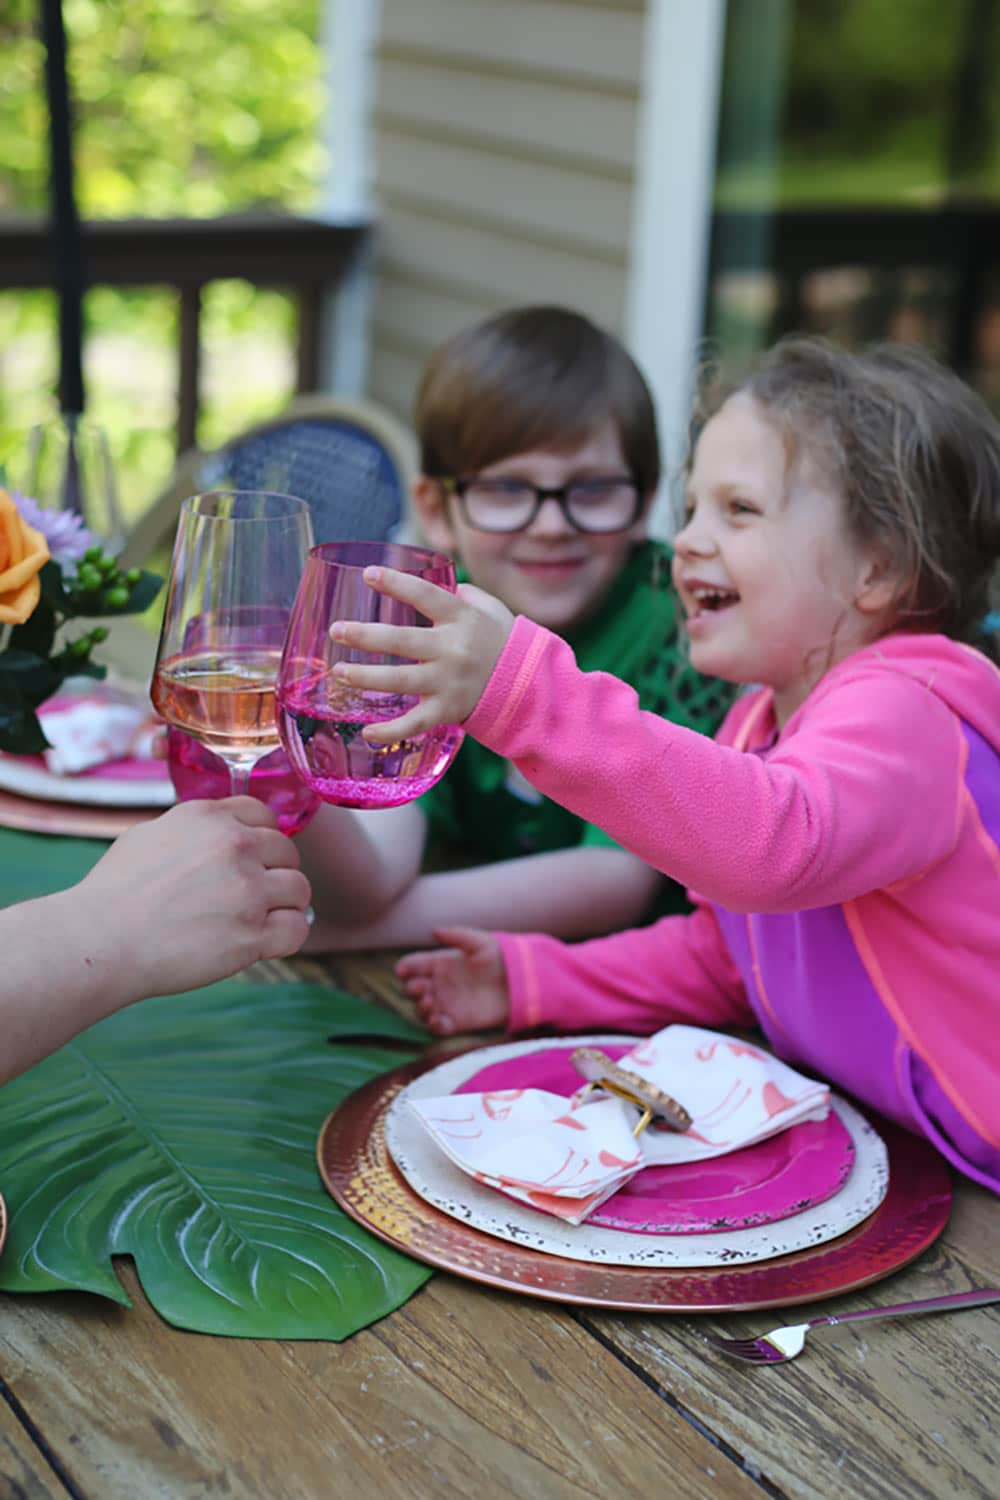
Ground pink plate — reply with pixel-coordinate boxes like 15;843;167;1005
456;1045;855;1235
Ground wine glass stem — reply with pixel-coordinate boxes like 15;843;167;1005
229;763;253;796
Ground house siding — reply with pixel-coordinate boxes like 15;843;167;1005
366;0;647;425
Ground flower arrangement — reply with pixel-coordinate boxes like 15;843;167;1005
0;487;162;755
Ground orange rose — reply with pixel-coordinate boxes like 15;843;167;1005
0;488;50;625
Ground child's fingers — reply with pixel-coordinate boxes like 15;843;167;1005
361;701;440;744
329;620;437;659
396;951;435;978
333;660;427;695
362;565;459;620
431;925;489;955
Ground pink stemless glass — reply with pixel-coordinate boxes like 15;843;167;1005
166;728;319;836
165;603;319;834
276;541;464;809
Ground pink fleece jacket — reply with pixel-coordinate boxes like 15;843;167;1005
464;625;1000;1171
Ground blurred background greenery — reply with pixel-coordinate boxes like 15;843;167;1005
0;0;327;521
710;0;1000;374
718;0;1000;208
1;0;998;527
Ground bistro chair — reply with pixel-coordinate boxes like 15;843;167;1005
120;394;418;569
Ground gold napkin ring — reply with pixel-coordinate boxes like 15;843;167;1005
570;1047;692;1137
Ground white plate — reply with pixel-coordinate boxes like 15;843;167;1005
384;1035;890;1269
0;753;175;808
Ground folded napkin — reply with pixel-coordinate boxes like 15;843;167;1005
407;1026;831;1225
39;680;161;775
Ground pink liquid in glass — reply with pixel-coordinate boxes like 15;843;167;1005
276;670;463;809
166;726;320;835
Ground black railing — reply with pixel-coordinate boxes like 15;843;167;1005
0;213;367;451
709;203;1000;376
3;205;998;446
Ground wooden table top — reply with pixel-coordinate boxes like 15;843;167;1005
1;950;998;1500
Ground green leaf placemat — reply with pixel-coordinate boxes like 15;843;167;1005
0;823;110;903
0;978;430;1338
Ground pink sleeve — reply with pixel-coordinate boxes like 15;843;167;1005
467;617;965;913
497;904;752;1036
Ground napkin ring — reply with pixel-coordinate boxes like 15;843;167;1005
570;1047;692;1137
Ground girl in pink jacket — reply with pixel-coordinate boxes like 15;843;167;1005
331;338;1000;1192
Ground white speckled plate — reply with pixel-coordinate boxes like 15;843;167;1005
0;752;174;808
384;1036;889;1268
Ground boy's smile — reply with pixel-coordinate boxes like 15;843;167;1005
414;421;650;635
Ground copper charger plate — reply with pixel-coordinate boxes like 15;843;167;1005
0;786;160;840
318;1058;953;1313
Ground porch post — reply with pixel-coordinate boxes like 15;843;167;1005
625;0;727;537
316;0;381;396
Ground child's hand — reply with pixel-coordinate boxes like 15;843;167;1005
330;568;515;744
395;926;510;1035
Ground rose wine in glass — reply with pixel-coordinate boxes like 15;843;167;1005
276;541;464;809
164;605;320;832
151;492;313;794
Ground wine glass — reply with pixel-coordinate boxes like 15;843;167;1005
164;602;320;834
24;413;125;552
276;540;464;809
151;492;313;795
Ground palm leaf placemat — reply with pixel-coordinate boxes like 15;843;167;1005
0;822;108;903
0;980;430;1337
0;825;432;1338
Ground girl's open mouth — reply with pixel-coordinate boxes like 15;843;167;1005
687;585;740;619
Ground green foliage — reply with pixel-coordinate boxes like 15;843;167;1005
0;1;326;515
717;0;1000;204
0;546;162;754
0;0;326;218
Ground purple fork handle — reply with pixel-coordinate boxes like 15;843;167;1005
814;1288;1000;1329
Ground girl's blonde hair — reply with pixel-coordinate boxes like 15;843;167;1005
708;338;1000;653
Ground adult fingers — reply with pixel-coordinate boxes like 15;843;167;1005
222;796;281;829
247;826;304;870
257;907;312;960
262;867;312;912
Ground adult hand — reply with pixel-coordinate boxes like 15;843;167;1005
329;568;514;744
395;925;510;1035
77;797;312;1001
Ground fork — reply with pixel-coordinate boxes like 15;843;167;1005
704;1288;1000;1363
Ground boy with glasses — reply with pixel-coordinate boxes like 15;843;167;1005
299;306;732;950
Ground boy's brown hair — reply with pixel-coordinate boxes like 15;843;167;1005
708;337;1000;652
416;306;660;497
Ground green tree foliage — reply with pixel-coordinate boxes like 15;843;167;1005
718;0;1000;204
0;0;327;523
1;0;326;217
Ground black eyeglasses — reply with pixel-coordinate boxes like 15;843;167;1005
442;476;642;534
